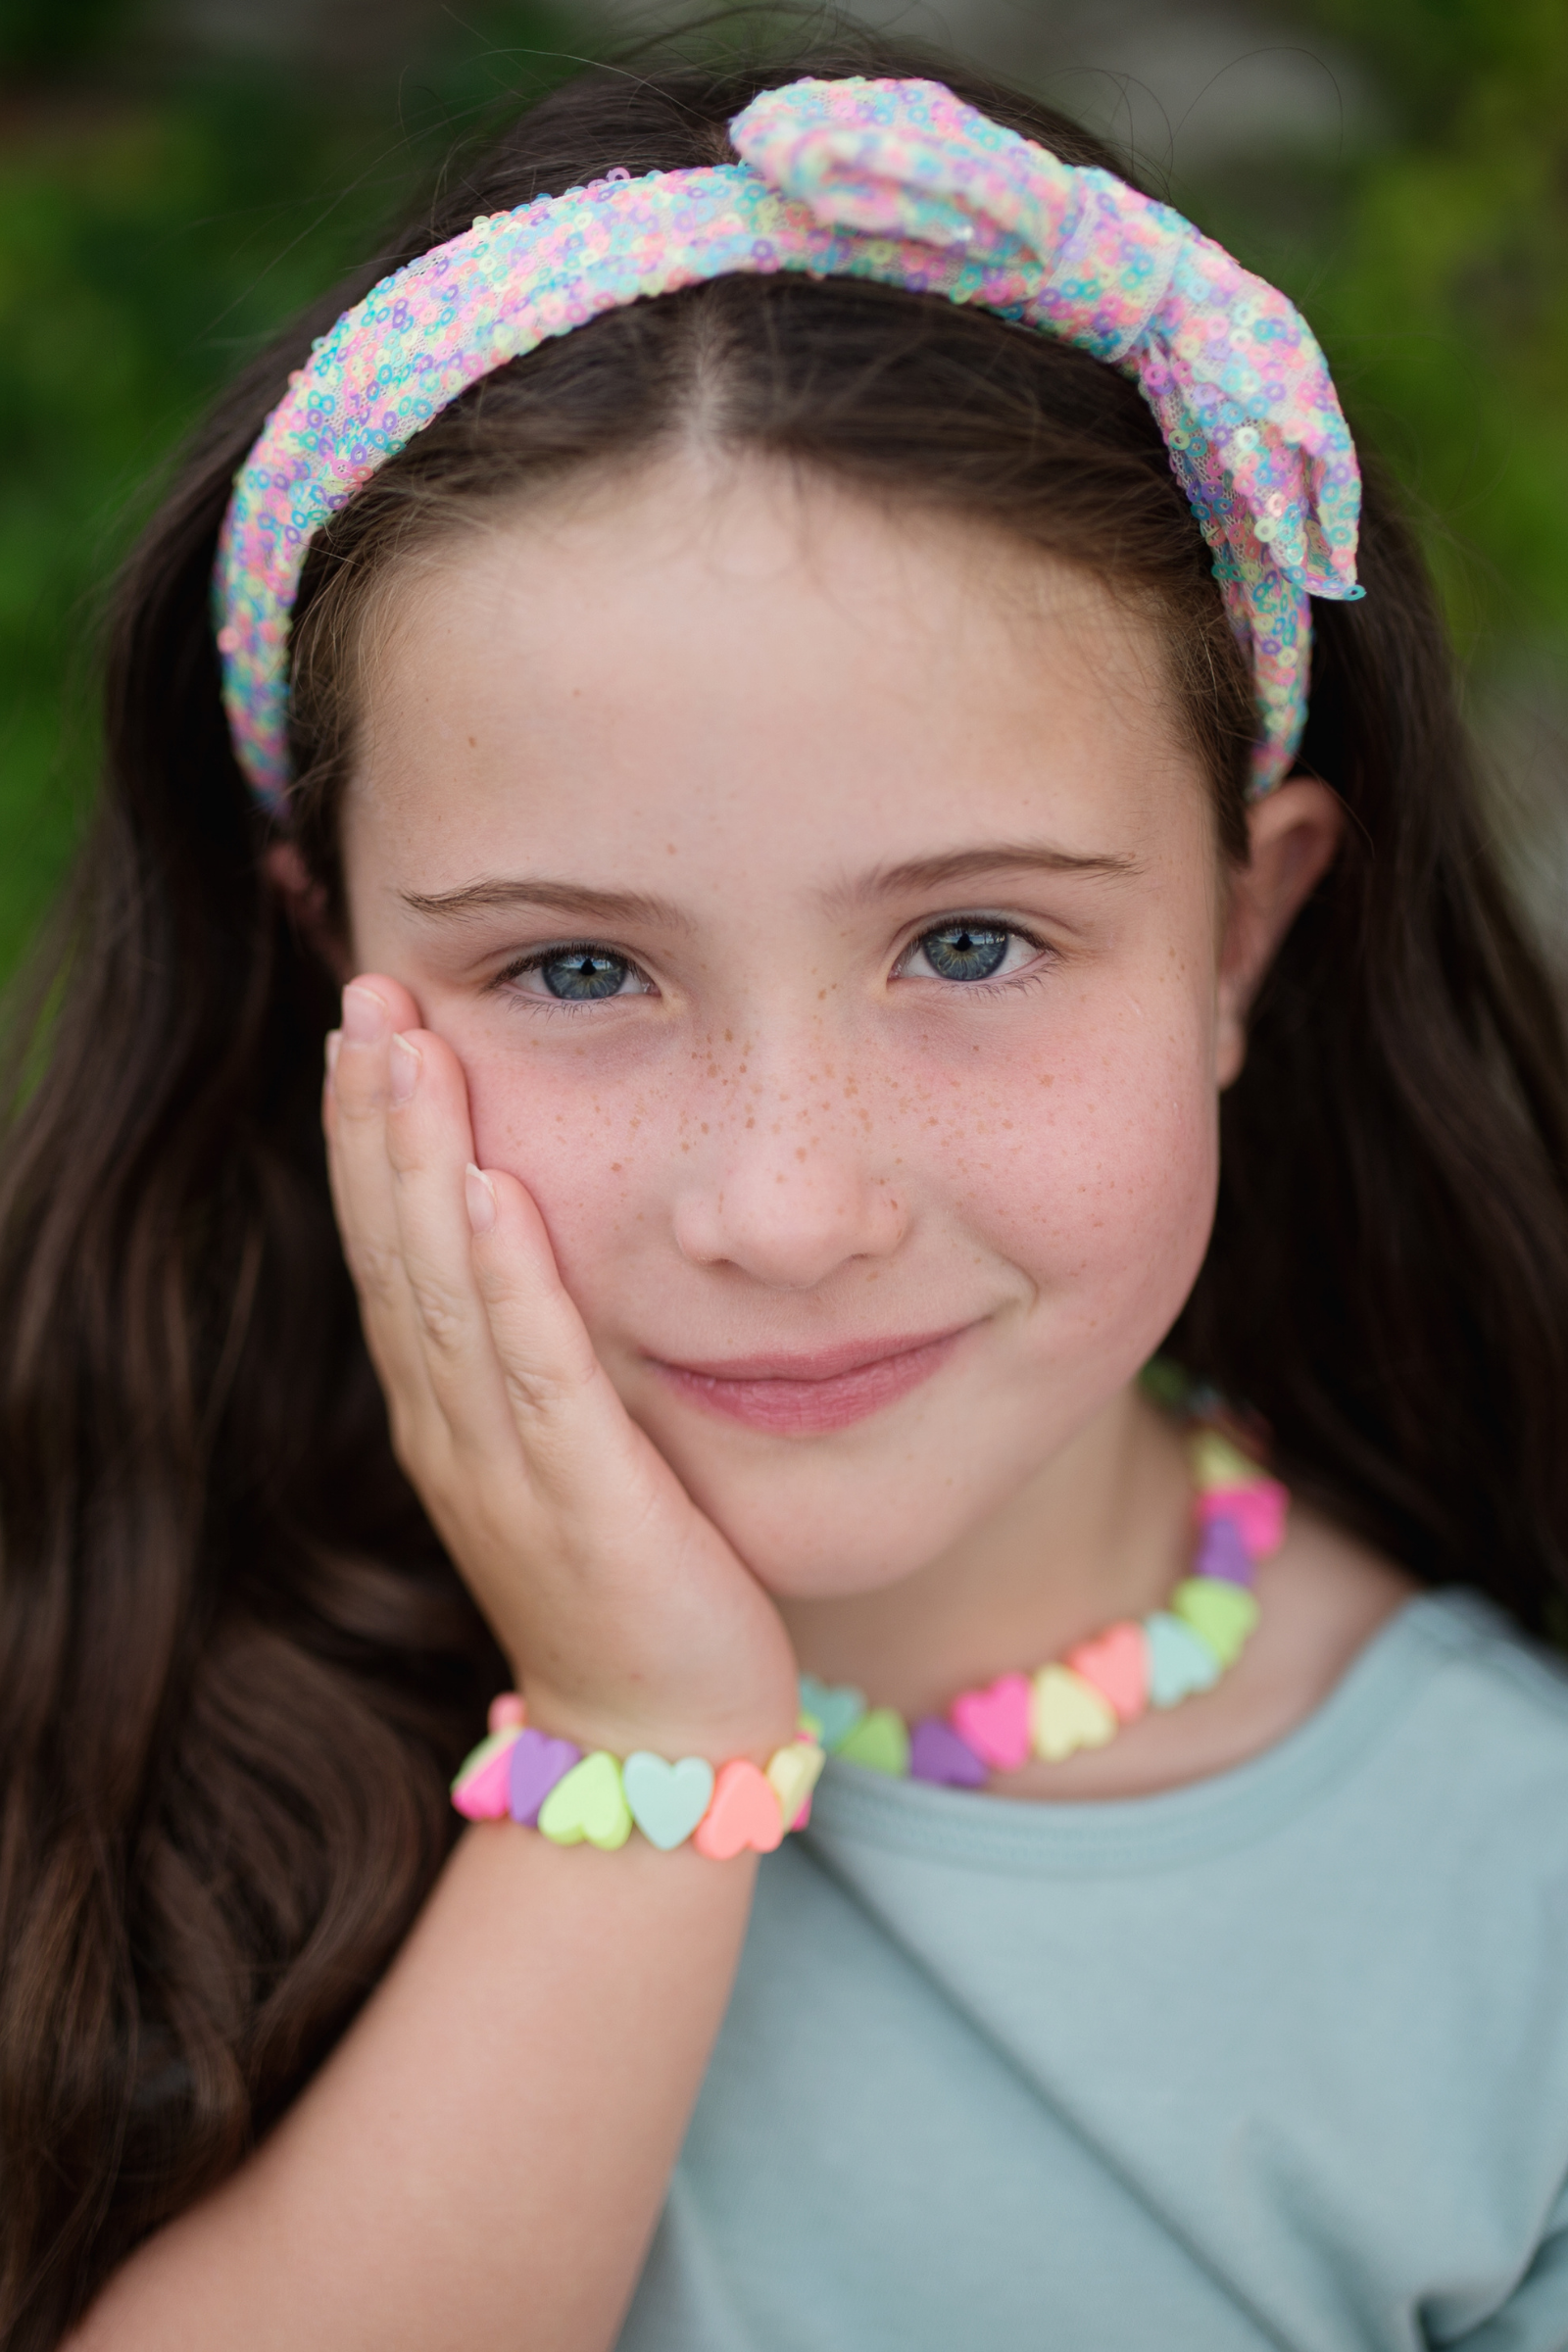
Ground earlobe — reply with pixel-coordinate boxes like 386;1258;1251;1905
1215;776;1344;1089
263;840;350;980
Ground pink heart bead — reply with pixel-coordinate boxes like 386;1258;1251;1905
451;1727;521;1821
1066;1621;1148;1722
951;1672;1033;1772
1200;1478;1287;1558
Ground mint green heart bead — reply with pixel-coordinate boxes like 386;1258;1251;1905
622;1752;716;1851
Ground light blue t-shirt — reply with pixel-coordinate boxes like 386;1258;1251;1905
618;1592;1568;2350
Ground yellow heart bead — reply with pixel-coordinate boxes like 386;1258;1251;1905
1188;1429;1259;1492
1172;1576;1259;1666
1031;1664;1117;1762
766;1740;825;1827
537;1751;633;1849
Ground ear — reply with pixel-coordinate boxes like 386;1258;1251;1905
1215;776;1343;1088
263;840;350;982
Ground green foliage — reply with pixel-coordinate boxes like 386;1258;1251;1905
1189;0;1568;662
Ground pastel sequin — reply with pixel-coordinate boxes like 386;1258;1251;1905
216;74;1362;813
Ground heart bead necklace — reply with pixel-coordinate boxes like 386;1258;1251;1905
799;1417;1288;1788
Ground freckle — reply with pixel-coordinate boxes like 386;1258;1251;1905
666;844;677;855
817;989;826;1001
746;1117;754;1128
707;1063;718;1078
724;1029;732;1042
681;1143;690;1152
612;1161;622;1172
776;1173;785;1184
796;1148;807;1161
1039;1074;1054;1087
701;1123;709;1134
1003;1121;1012;1130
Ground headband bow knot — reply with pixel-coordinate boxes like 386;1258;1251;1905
217;75;1361;809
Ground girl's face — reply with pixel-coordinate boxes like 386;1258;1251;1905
340;458;1237;1598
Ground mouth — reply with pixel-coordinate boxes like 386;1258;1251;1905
649;1324;974;1437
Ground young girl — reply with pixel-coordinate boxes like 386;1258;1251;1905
5;32;1568;2352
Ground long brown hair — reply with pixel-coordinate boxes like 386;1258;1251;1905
4;31;1567;2348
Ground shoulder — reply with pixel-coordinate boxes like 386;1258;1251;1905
1266;1508;1568;1804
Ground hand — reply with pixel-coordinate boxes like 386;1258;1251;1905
323;976;800;1764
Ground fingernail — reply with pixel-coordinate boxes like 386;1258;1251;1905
342;983;388;1046
324;1030;341;1082
465;1163;496;1236
389;1034;420;1105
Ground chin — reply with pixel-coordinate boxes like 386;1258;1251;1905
681;1462;991;1598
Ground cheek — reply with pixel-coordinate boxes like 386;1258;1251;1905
885;958;1220;1328
985;1048;1219;1354
461;1037;664;1297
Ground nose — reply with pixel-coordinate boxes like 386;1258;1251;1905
671;1064;908;1291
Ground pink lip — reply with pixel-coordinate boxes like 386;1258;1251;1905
651;1326;972;1437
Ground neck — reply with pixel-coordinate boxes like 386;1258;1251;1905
775;1383;1194;1719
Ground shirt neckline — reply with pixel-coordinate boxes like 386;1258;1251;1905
805;1589;1506;1877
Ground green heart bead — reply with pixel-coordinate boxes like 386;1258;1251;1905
835;1706;910;1776
537;1750;633;1849
799;1674;867;1752
1172;1576;1259;1667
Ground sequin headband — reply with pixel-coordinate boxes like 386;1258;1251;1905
216;74;1363;812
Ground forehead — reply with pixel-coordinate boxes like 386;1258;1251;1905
343;455;1209;894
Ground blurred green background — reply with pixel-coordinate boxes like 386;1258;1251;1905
1;0;1564;984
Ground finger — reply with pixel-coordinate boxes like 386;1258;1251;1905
380;1026;520;1461
322;978;443;1438
467;1164;674;1538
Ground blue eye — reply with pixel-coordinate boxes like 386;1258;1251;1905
914;922;1013;983
523;947;645;1002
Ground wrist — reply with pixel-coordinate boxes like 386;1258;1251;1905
454;1687;821;1859
515;1685;799;1771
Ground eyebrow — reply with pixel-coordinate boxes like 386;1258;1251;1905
838;842;1143;906
399;878;692;931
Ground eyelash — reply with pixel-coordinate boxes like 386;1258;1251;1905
494;942;655;1015
494;919;1055;1013
891;918;1054;996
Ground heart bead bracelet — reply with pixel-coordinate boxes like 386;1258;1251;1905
450;1700;826;1857
450;1417;1287;1852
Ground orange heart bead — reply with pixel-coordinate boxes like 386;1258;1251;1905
693;1759;786;1859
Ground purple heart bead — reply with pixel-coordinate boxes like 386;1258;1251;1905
1194;1512;1253;1586
508;1728;581;1826
908;1716;988;1788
